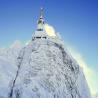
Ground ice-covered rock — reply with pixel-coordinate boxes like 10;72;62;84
0;41;23;98
6;35;91;98
0;8;91;98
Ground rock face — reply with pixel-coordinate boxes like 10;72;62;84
0;9;91;98
0;35;91;98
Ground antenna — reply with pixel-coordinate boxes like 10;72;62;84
40;7;44;19
37;7;45;31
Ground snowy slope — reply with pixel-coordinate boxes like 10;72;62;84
1;36;90;98
0;27;91;98
0;41;23;98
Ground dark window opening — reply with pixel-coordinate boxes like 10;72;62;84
36;37;41;38
42;37;47;39
37;29;43;31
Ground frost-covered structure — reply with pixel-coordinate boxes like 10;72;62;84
0;8;91;98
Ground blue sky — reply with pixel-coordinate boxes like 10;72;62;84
0;0;98;94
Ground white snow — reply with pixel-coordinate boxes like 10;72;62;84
0;41;23;98
0;26;92;98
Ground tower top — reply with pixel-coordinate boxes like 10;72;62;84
37;7;45;31
32;8;57;40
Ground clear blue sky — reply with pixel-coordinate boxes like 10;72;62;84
0;0;98;93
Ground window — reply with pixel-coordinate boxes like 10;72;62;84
42;37;47;39
36;37;41;39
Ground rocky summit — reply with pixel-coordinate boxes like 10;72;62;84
0;8;91;98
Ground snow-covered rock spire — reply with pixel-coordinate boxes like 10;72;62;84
0;7;92;98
